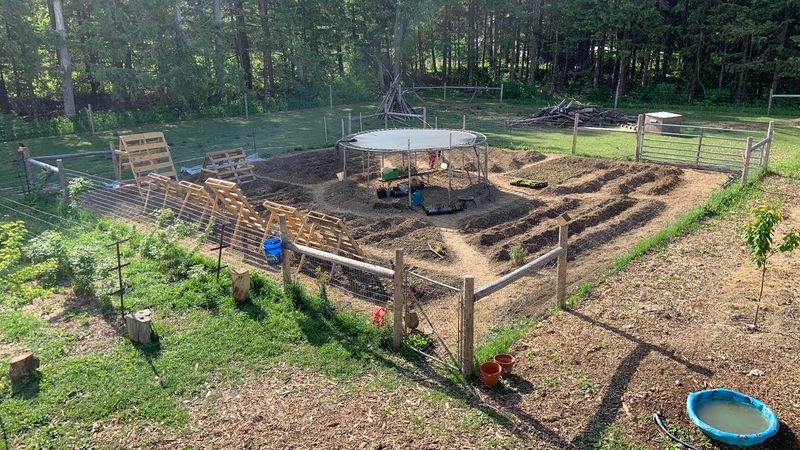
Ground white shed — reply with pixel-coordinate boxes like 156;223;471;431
645;112;682;134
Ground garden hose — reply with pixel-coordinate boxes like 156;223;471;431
653;411;701;450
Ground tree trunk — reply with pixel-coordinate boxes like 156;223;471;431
593;40;603;88
769;20;789;100
50;0;76;116
0;72;10;113
688;32;703;101
614;55;628;108
736;35;750;102
174;2;188;52
259;0;275;97
430;45;437;75
212;0;225;95
232;0;253;90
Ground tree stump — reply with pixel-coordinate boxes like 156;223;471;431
231;268;250;305
125;309;153;344
9;352;40;384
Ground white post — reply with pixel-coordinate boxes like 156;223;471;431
348;112;352;135
435;116;438;129
462;115;466;130
384;114;388;130
341;118;345;138
359;112;363;132
87;104;96;134
329;84;333;110
244;92;249;119
500;83;504;104
422;107;427;128
323;116;328;143
443;82;447;101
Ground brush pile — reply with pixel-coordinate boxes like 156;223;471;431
508;100;636;128
376;75;419;121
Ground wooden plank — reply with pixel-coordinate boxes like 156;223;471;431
460;276;475;377
474;246;563;301
392;249;405;349
285;242;393;278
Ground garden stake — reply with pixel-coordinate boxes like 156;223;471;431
107;238;131;318
211;222;230;282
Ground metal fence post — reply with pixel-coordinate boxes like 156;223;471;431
56;159;68;199
323;116;328;143
571;113;579;155
348;112;352;135
21;145;34;188
741;137;753;184
279;214;292;290
500;83;504;104
556;213;570;308
460;276;475;377
329;84;333;110
392;249;405;350
695;128;704;164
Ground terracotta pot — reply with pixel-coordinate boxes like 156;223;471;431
493;354;516;377
479;362;503;386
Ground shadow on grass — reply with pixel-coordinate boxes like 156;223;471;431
10;372;41;399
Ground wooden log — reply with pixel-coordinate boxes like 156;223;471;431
9;352;40;384
125;309;153;344
231;268;250;305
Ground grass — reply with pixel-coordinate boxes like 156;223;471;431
4;96;798;190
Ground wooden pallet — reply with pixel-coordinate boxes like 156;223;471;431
205;178;270;244
118;132;177;189
176;180;217;223
305;211;364;260
142;173;178;211
262;200;315;245
201;148;256;184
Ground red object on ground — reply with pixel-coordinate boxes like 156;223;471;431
373;307;387;328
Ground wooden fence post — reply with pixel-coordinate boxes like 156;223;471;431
767;88;773;116
110;141;120;181
460;276;475;377
556;213;571;308
635;114;644;162
571;113;580;155
279;214;292;290
231;268;250;305
741;137;753;184
56;159;68;198
87;104;96;134
392;249;405;350
22;146;35;185
764;121;775;169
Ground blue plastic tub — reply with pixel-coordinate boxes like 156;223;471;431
687;389;779;446
262;238;283;265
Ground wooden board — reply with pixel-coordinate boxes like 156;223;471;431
118;132;177;186
176;180;217;222
201;148;256;184
143;172;178;211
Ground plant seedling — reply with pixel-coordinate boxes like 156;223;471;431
740;204;800;329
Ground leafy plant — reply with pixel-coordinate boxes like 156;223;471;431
509;245;527;266
69;247;99;296
67;177;95;200
740;204;800;328
0;221;27;273
404;332;432;351
139;208;196;260
25;230;70;279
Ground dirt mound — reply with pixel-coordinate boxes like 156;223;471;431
460;199;546;233
247;179;314;208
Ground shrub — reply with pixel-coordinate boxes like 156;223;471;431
25;230;69;279
509;245;527;266
69;247;98;296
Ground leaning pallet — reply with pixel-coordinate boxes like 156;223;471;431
205;178;271;246
200;148;256;184
117;132;177;192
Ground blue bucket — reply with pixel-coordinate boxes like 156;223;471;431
687;389;779;446
262;238;283;266
411;190;423;207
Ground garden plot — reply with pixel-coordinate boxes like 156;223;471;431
238;148;727;343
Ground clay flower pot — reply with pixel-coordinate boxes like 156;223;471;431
493;354;516;377
479;362;503;387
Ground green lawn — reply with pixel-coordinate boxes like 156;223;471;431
5;98;798;190
0;204;510;448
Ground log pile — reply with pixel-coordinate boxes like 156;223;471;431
508;100;636;128
376;75;419;121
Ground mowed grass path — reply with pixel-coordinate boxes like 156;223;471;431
3;98;798;186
